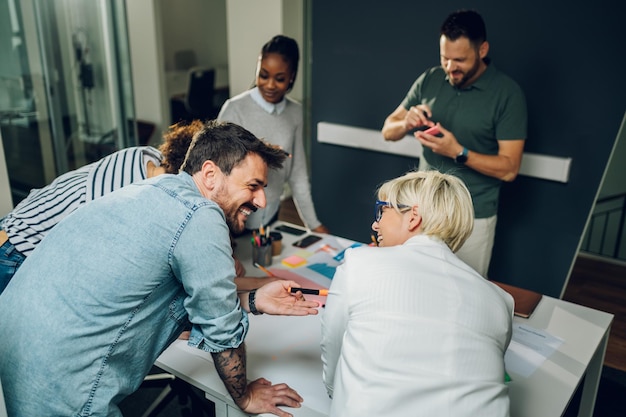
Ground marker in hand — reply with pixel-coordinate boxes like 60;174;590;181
289;287;328;296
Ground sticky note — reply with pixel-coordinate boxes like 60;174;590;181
307;263;337;279
333;243;363;261
281;255;307;268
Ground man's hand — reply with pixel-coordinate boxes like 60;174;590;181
382;104;434;141
414;123;461;159
213;346;302;417
404;105;434;132
254;280;320;316
240;377;304;417
415;124;525;181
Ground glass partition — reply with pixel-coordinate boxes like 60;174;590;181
0;0;135;204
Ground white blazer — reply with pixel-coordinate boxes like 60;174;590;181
321;234;514;417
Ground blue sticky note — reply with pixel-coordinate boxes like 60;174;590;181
307;263;337;279
333;243;363;261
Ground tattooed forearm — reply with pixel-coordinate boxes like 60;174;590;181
211;344;249;408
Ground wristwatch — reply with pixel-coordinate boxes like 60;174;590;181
248;289;263;315
455;147;468;164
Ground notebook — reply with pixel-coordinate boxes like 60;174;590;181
491;280;543;319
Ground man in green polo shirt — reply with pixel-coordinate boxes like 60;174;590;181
382;9;527;277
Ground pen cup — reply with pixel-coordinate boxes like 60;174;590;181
252;243;273;267
269;232;283;256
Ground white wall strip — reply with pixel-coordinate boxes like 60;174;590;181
317;122;571;183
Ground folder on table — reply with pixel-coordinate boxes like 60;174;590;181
491;280;543;319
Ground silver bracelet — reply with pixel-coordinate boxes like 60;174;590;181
248;289;263;315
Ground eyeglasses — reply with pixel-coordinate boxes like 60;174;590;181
374;200;410;222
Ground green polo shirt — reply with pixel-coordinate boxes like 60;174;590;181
401;65;527;218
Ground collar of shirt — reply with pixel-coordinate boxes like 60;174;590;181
251;87;286;115
469;64;496;91
404;234;446;248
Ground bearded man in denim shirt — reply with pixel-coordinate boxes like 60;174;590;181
0;120;319;417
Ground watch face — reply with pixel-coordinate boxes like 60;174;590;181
455;154;468;164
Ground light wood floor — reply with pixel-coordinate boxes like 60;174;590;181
279;198;626;372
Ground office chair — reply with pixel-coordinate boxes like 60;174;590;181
170;67;219;123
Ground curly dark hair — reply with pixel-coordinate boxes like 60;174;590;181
158;120;203;173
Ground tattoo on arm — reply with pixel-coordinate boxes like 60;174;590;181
211;344;249;408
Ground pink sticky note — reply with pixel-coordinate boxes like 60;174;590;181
281;255;307;268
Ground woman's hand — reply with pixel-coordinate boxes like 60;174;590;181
312;224;330;234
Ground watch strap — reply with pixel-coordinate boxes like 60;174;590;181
248;289;263;315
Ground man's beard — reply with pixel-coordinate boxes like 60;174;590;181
225;210;244;234
212;185;247;234
223;202;257;234
448;58;480;89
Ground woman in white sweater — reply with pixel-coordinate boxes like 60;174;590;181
321;170;514;417
218;35;328;233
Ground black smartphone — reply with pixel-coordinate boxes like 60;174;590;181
292;235;322;248
274;224;307;236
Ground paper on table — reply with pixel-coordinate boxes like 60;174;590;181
504;323;564;378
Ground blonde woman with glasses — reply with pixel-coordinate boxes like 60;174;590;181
321;170;514;417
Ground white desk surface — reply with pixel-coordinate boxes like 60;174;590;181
156;221;613;417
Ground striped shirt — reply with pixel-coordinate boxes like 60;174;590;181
1;147;162;256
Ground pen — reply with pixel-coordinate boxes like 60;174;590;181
253;262;275;277
289;287;328;296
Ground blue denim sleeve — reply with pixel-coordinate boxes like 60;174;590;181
170;203;249;352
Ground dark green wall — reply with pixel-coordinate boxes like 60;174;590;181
308;0;626;297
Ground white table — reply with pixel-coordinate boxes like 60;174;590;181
155;222;613;417
506;296;613;416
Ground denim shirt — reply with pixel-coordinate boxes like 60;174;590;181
0;172;249;417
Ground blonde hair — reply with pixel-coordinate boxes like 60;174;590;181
377;170;474;252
